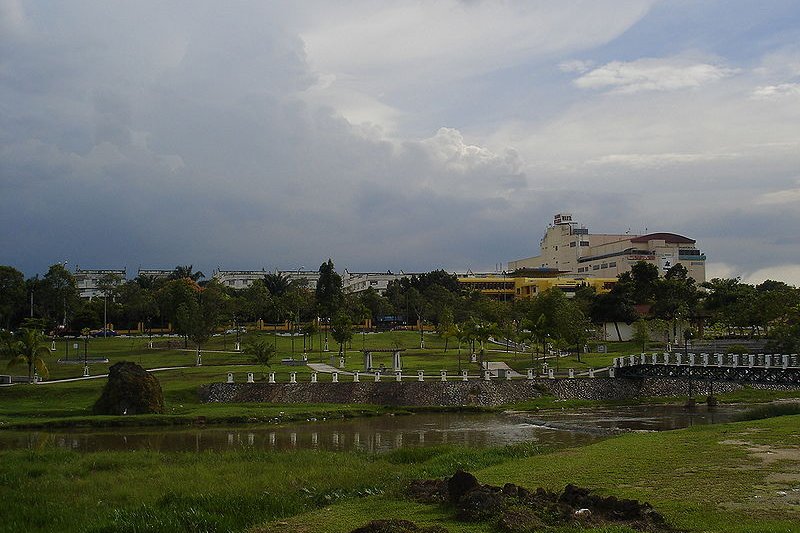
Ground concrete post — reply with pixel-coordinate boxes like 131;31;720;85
392;350;402;371
353;371;360;382
652;354;658;365
689;353;695;366
568;368;574;378
332;372;338;383
608;367;615;378
440;370;447;382
783;354;789;369
733;354;738;367
548;369;554;379
374;372;381;382
675;354;682;366
417;370;424;382
461;369;469;381
247;372;254;383
268;372;275;383
339;357;345;369
395;370;402;382
227;372;235;383
589;368;595;378
664;354;670;365
505;369;512;380
765;355;771;368
640;354;646;365
629;355;636;366
363;351;372;372
527;368;534;380
311;372;318;383
83;366;89;377
748;354;755;368
702;354;708;367
289;372;297;383
483;370;491;381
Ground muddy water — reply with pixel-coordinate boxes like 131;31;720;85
0;404;745;453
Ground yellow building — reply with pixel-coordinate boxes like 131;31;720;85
456;273;615;300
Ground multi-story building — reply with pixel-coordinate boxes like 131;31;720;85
508;213;706;282
342;270;416;294
212;269;321;290
136;268;174;280
456;271;616;300
73;268;126;299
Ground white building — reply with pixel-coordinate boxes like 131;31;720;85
212;269;321;290
508;213;706;282
342;270;416;294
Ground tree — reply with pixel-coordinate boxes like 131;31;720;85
175;282;226;365
7;328;50;382
245;336;276;376
331;311;353;358
0;266;26;329
437;307;454;352
263;271;293;297
168;265;205;282
315;260;344;319
40;263;80;328
632;320;650;352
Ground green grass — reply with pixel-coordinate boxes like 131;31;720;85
734;401;800;421
251;415;800;533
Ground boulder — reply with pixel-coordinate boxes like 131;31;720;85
447;470;480;503
93;361;165;415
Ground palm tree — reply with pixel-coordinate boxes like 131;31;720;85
7;328;50;383
169;265;205;282
263;271;293;297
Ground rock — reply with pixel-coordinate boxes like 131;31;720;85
497;507;545;532
349;519;447;533
92;361;165;415
456;486;505;521
408;478;448;503
447;470;480;503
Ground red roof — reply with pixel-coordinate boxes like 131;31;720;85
629;232;695;244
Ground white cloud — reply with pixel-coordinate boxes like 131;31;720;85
744;265;800;287
586;151;740;168
574;58;738;94
752;83;800;99
558;59;594;73
757;184;800;205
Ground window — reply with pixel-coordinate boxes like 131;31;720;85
580;241;589;247
592;265;600;271
601;263;608;269
570;241;577;247
609;262;616;267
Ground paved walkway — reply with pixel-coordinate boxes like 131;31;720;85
483;361;524;377
306;363;353;375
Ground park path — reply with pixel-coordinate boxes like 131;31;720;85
306;363;353;375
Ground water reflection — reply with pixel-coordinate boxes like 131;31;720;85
0;405;745;454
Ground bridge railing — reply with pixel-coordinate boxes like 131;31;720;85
613;353;800;369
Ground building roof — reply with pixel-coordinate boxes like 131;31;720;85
629;232;695;245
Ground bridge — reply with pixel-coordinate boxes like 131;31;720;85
613;352;800;385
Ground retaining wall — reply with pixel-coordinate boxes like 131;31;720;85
200;378;800;407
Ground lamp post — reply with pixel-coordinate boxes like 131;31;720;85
234;315;241;351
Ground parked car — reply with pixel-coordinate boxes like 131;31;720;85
224;327;246;334
91;329;117;337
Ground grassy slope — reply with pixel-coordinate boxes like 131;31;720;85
251;415;800;533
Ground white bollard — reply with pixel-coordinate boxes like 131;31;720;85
353;371;360;382
664;354;670;365
247;372;254;383
289;372;297;383
395;371;402;382
332;372;339;383
527;368;534;380
783;355;789;369
461;369;469;381
733;354;738;367
676;354;682;366
311;372;318;383
548;369;554;379
640;354;646;365
765;355;771;368
589;368;595;378
374;372;381;382
689;354;695;366
608;367;615;378
268;372;275;383
568;368;574;379
748;354;755;368
483;370;491;381
83;366;89;377
227;372;234;383
505;369;512;380
702;354;708;367
417;370;424;382
629;355;636;366
440;370;447;382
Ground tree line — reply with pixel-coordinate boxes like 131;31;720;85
1;260;799;355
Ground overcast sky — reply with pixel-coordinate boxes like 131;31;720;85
2;1;800;284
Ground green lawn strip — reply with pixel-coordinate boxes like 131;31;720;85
0;443;549;533
476;416;800;533
248;416;800;533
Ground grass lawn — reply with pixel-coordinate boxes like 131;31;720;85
1;415;796;532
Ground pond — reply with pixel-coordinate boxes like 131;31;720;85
0;404;746;453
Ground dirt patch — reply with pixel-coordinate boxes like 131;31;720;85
719;439;800;465
407;470;672;532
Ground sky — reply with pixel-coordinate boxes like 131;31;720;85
2;1;800;284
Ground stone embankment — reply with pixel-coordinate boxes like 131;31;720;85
200;377;800;406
